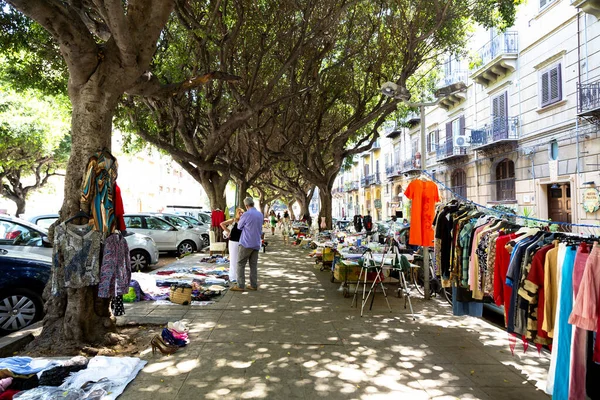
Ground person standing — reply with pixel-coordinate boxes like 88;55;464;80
232;197;264;291
269;210;277;235
281;212;292;244
220;208;244;283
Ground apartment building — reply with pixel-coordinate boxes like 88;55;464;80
378;0;600;230
332;137;392;221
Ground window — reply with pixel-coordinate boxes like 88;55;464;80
411;139;418;157
540;0;557;9
145;217;173;230
0;222;42;247
35;217;58;230
540;64;562;107
549;140;559;160
451;169;467;199
427;130;439;153
491;92;508;139
495;159;516;201
124;216;143;229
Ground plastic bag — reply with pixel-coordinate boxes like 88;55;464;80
13;386;85;399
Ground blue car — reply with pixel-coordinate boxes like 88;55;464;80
0;249;51;335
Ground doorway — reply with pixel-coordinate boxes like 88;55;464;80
547;183;571;230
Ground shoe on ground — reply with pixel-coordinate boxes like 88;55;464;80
247;286;258;291
230;285;245;291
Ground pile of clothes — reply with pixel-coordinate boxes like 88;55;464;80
161;321;189;348
0;356;145;400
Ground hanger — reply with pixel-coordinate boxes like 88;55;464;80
65;210;91;225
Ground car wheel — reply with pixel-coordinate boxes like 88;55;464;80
0;289;44;335
201;234;209;248
130;250;150;272
177;240;196;256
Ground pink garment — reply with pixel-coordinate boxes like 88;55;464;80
569;243;600;363
0;377;12;393
569;243;590;400
170;329;188;341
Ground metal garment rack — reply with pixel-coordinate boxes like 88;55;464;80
350;244;416;320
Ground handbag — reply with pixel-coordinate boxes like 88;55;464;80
169;284;192;305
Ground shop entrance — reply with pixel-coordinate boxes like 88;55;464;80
547;183;571;231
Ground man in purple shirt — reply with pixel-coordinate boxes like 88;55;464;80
232;197;264;291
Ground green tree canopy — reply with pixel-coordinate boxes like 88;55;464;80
0;82;71;216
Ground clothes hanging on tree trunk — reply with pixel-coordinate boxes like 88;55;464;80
51;223;102;296
80;149;119;235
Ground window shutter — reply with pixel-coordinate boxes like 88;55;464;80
541;71;550;106
459;116;465;136
550;64;561;103
446;122;452;141
435;129;439;150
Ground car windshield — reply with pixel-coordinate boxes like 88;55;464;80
182;216;201;225
165;216;192;229
197;213;211;224
35;217;58;230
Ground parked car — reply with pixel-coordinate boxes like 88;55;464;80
123;213;202;255
27;214;159;271
197;211;211;225
152;213;209;248
0;249;50;335
0;215;53;257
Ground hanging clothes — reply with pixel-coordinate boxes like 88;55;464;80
404;178;439;247
114;183;126;232
80;149;119;235
97;233;131;298
51;223;102;295
569;243;591;400
552;245;576;399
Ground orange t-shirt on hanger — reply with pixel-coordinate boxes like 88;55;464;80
404;178;440;246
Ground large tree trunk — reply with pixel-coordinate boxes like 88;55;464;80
14;197;26;218
200;170;228;211
236;180;249;209
318;185;333;230
32;82;119;353
287;200;296;220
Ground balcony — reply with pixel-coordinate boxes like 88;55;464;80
571;0;600;18
387;129;402;139
402;157;421;173
471;32;518;87
405;111;421;126
385;163;402;178
344;181;359;192
438;71;468;110
471;116;519;151
577;81;600;117
371;174;381;185
360;177;367;187
436;140;468;162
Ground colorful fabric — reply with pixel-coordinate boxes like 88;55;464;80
211;210;225;228
404;179;440;247
80;149;118;235
51;223;102;295
552;246;576;400
569;243;591;400
98;233;131;298
114;183;126;232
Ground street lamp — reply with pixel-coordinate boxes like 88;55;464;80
381;81;466;300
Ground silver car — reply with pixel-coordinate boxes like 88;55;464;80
26;214;159;271
123;213;203;255
152;213;209;248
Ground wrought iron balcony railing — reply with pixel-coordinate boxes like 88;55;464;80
436;140;467;161
402;157;421;172
475;32;518;71
577;81;600;115
470;116;519;150
439;70;469;88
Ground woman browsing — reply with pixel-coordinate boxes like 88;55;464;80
220;208;244;282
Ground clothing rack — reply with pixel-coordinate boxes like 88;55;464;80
420;169;600;233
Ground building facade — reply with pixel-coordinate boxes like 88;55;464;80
377;0;600;231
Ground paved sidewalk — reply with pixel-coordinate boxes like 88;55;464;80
120;233;551;400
